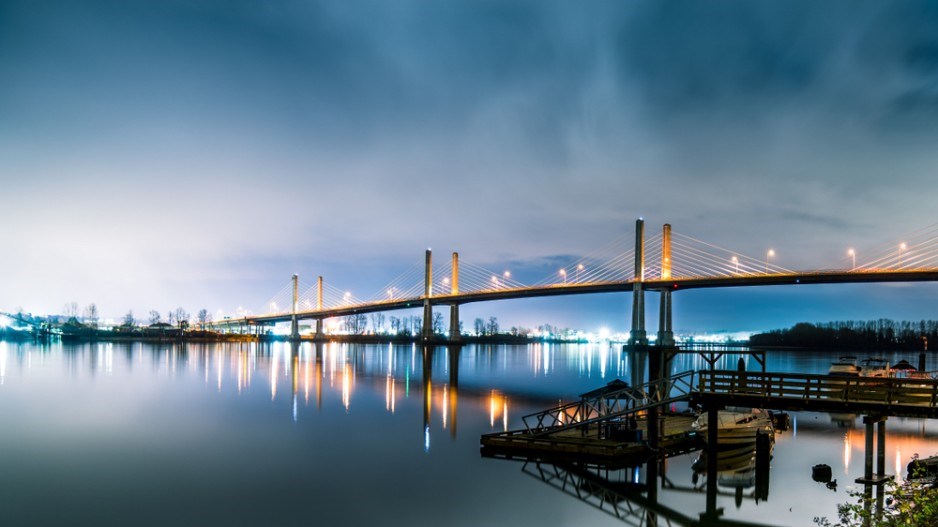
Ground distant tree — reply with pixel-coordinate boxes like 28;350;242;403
122;310;135;328
432;312;444;334
486;316;499;335
343;313;367;334
389;316;401;335
63;302;79;319
83;303;99;328
474;318;486;336
174;308;189;327
167;311;176;326
197;309;210;328
148;310;161;325
370;312;386;334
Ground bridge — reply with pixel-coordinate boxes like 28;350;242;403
210;219;938;342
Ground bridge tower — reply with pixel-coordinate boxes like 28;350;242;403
314;276;324;339
657;224;675;348
629;218;648;347
290;274;300;340
421;249;434;341
449;252;460;341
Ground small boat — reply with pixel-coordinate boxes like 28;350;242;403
693;408;775;446
860;358;891;378
829;356;860;377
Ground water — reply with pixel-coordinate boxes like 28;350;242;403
0;340;936;526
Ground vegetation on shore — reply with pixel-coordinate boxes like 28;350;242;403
750;320;935;350
815;463;938;526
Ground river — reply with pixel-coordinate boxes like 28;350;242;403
0;340;935;526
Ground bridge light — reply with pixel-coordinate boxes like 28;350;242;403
559;269;566;284
731;256;739;275
848;248;856;271
765;250;775;274
576;263;584;283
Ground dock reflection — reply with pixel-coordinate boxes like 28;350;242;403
498;433;780;527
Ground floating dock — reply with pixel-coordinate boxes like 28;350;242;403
482;413;701;465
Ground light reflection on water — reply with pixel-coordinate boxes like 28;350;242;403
0;340;936;526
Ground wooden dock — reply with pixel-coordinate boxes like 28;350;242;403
694;370;938;418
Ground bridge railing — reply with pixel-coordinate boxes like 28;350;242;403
698;370;938;408
522;370;697;435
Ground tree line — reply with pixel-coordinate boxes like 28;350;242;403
750;319;936;350
60;302;213;330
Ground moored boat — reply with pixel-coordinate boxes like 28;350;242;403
693;408;775;447
829;356;860;377
860;358;890;378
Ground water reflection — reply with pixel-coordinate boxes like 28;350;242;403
1;341;937;526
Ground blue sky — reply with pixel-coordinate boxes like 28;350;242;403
2;1;938;332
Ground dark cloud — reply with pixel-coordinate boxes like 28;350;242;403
2;0;937;331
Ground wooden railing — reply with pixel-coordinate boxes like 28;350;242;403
698;370;938;409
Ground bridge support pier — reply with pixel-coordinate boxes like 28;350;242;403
449;304;460;341
421;249;434;342
629;218;648;348
448;252;460;342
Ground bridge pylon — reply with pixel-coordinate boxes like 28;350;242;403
421;249;434;341
657;224;675;348
449;252;461;341
629;218;648;347
290;274;300;340
314;275;324;339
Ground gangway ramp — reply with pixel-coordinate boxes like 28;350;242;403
523;371;698;437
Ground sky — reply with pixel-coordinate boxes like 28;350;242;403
2;0;938;333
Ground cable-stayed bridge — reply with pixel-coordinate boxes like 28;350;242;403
211;219;938;342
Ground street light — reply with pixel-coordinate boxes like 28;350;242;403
387;288;394;300
491;275;498;290
731;256;739;275
577;263;584;282
344;291;351;305
442;277;450;294
848;249;856;271
559;269;567;284
899;243;907;268
765;249;775;273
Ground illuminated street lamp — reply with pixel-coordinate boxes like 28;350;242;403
765;249;775;273
559;268;567;284
899;243;907;268
848;249;856;271
577;263;584;282
731;256;739;275
442;277;450;294
387;288;394;300
491;275;499;290
344;291;351;306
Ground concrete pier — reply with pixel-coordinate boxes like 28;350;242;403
449;252;460;341
629;219;647;347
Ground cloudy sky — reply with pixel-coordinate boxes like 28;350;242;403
2;0;937;332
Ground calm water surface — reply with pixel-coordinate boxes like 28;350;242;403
1;341;936;526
